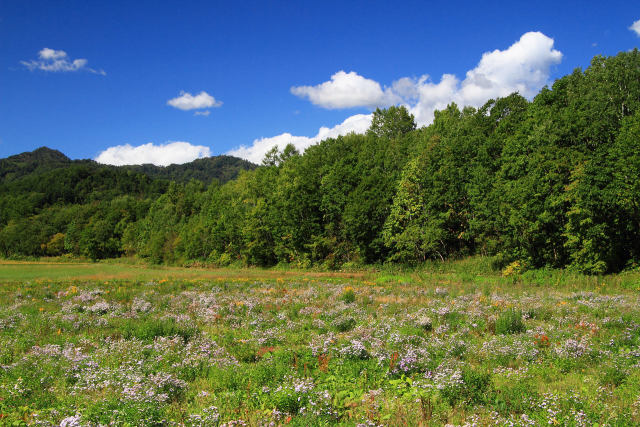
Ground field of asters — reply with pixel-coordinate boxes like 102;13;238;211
1;269;640;426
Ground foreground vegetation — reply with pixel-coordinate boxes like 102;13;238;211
2;49;640;274
1;261;640;425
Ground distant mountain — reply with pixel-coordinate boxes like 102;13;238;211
120;155;257;185
0;147;257;185
0;147;72;182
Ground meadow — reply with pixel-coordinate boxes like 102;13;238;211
1;259;640;426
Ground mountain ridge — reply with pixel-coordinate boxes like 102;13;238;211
0;146;257;185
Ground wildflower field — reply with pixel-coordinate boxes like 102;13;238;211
1;261;640;426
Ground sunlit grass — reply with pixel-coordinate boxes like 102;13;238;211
2;258;640;424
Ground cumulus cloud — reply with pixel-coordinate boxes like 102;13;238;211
21;48;105;75
408;31;562;125
291;71;399;109
289;32;561;126
631;19;640;36
95;141;211;166
167;91;222;111
229;31;562;162
227;114;372;164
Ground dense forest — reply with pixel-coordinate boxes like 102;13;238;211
2;50;640;274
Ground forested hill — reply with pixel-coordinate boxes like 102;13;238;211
0;147;256;185
121;156;257;185
2;49;640;274
0;147;73;182
0;148;256;259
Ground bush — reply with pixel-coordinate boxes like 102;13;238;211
495;309;525;335
461;368;492;404
601;365;626;387
121;317;197;341
332;316;356;332
341;287;356;304
440;367;492;406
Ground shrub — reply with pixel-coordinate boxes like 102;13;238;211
461;368;492;404
439;367;492;406
502;260;526;277
601;365;626;387
341;287;356;304
332;316;356;332
495;309;525;335
121;317;197;341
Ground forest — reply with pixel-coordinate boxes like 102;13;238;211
1;49;640;274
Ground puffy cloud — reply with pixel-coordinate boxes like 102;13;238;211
291;71;398;109
167;91;222;111
227;114;372;163
95;141;211;166
290;32;562;127
631;19;640;36
230;31;562;163
21;48;105;75
409;31;562;125
461;31;562;100
39;48;67;60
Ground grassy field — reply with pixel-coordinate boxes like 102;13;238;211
0;260;369;283
1;259;640;425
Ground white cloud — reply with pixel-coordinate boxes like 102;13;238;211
167;91;222;111
291;71;398;109
227;114;372;163
408;31;562;125
95;141;211;166
194;110;211;116
21;48;105;75
229;31;562;163
631;19;640;36
39;48;67;60
288;31;561;127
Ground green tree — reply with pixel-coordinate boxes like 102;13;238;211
367;106;416;139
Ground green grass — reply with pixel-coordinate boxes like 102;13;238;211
1;257;640;425
0;259;369;283
2;256;639;292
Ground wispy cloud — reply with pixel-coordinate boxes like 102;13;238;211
21;48;105;75
95;141;211;166
630;19;640;36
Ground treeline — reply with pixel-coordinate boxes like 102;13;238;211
2;50;640;273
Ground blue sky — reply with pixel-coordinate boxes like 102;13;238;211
1;1;639;164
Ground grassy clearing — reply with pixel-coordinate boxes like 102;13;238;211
1;258;640;425
0;260;368;283
3;256;639;292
